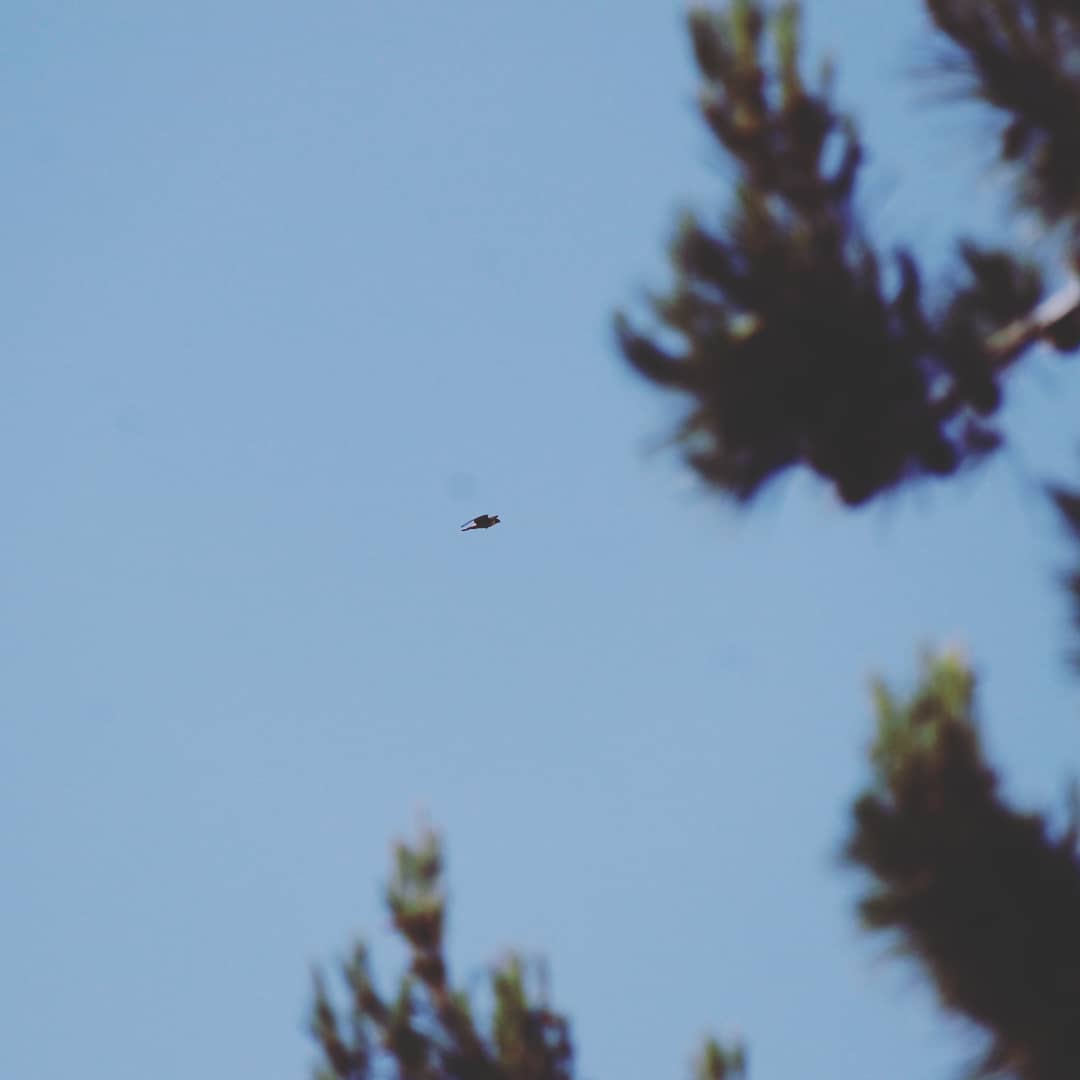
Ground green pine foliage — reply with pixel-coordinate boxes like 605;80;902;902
309;830;743;1080
847;654;1080;1080
615;1;1079;505
695;1038;748;1080
926;0;1080;226
310;828;575;1080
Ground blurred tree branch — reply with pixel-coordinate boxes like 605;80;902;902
311;828;574;1080
846;653;1080;1080
926;0;1080;225
310;830;745;1080
617;1;1080;506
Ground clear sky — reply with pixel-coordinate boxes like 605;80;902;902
3;3;1079;1079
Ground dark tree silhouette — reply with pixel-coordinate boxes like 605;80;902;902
926;0;1080;226
616;0;1080;506
847;653;1080;1080
311;831;575;1080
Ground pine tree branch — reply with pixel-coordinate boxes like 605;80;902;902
309;829;575;1080
931;273;1080;421
617;2;1072;507
925;0;1080;224
847;653;1080;1080
984;275;1080;364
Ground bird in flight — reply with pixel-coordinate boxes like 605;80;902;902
461;514;500;532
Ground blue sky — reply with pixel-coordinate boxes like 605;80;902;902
3;3;1079;1079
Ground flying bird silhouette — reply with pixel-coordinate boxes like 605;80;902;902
461;514;500;532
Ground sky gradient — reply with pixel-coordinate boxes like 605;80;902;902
3;3;1079;1079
